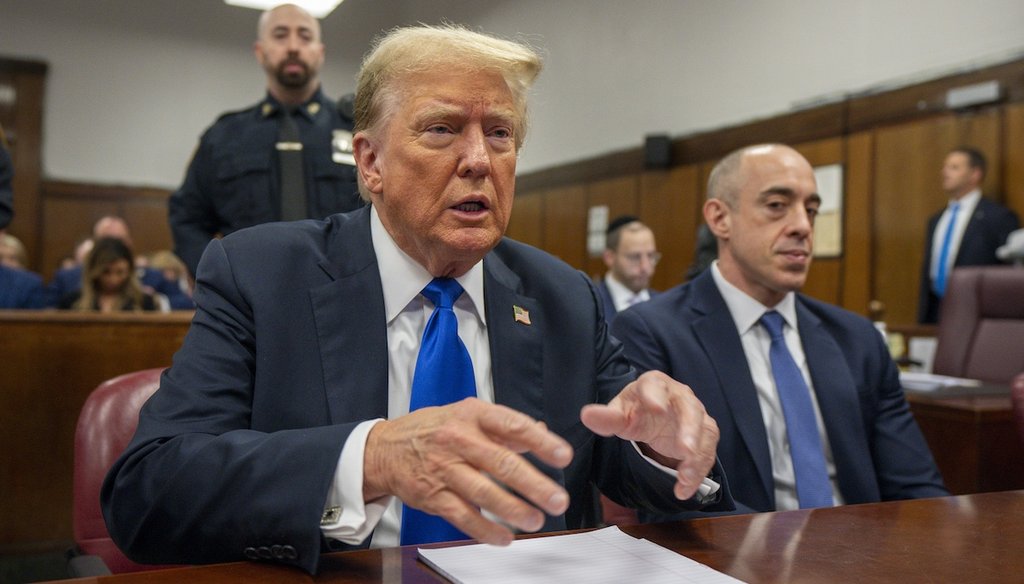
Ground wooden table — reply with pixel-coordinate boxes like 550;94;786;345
43;490;1024;583
905;385;1024;494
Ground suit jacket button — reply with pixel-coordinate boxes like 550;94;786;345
282;545;298;560
243;547;259;560
271;545;283;559
257;546;272;559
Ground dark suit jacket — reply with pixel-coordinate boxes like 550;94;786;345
0;265;45;308
612;270;947;515
594;279;657;325
918;197;1019;323
102;207;730;573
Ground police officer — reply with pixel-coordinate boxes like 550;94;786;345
169;3;363;276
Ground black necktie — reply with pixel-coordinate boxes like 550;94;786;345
277;107;306;222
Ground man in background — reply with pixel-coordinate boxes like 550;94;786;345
169;3;362;277
918;147;1018;323
595;215;660;324
614;144;947;517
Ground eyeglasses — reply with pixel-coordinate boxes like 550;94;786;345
621;252;662;266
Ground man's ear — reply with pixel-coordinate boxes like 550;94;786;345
704;198;730;240
252;41;264;66
353;133;383;195
602;248;615;270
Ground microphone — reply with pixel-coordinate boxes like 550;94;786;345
337;92;355;124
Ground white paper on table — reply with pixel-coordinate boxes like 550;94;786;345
417;526;747;584
899;371;982;391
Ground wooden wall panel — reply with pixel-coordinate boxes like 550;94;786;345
0;312;191;551
1004;103;1024;217
507;189;544;249
843;132;875;315
542;184;587;269
872;112;1002;325
640;165;701;291
585;176;638;279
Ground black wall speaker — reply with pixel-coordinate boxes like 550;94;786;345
644;134;672;169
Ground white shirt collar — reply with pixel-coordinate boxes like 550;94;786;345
951;188;981;215
710;260;798;336
604;272;649;311
370;205;486;326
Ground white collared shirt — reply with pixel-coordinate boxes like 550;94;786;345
320;206;494;547
930;189;981;284
604;273;650;313
710;262;843;510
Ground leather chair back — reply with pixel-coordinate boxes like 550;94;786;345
933;267;1024;384
73;368;165;573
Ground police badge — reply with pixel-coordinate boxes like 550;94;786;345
332;129;355;166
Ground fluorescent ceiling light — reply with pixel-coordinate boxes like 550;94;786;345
225;0;344;19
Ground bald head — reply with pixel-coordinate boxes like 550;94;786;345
254;4;324;104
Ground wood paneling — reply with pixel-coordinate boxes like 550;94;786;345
1002;102;1024;217
873;111;1002;324
507;189;544;249
0;312;192;552
541;184;587;269
584;176;638;279
843;132;874;315
640;165;702;291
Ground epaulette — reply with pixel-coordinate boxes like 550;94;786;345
214;102;261;123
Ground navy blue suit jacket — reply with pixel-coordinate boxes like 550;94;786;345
0;265;45;308
918;197;1019;323
612;270;947;515
102;207;730;573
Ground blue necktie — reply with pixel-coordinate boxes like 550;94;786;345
400;278;476;545
934;202;961;298
760;311;833;509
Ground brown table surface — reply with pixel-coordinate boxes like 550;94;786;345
45;490;1024;583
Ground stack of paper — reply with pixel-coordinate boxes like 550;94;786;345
900;371;982;391
417;526;746;584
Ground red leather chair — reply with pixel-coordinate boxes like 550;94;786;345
1012;372;1024;449
932;267;1024;385
72;368;166;574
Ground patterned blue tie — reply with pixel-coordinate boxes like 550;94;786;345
760;311;833;509
400;278;476;545
934;202;961;298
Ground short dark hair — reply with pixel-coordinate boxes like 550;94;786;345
951;146;986;179
605;215;640;250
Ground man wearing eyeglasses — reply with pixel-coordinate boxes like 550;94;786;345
596;215;661;325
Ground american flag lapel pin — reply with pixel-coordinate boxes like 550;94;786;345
513;305;531;325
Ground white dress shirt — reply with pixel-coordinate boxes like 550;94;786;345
929;189;981;286
320;206;494;547
603;273;650;312
710;262;844;510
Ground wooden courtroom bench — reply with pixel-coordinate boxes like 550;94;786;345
0;310;192;554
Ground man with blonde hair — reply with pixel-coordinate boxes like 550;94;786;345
104;24;731;574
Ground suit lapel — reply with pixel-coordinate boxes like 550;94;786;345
689;276;774;502
310;208;389;423
796;299;872;499
483;250;545;419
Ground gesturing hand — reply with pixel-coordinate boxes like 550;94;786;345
363;398;573;546
580;370;719;500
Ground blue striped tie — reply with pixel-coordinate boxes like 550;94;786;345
760;311;833;509
400;278;476;545
934;202;961;297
